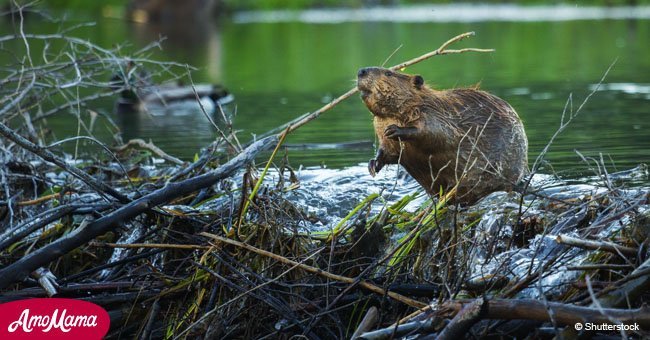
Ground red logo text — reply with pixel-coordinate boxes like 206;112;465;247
0;298;110;339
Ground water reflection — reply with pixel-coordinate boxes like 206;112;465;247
127;0;224;80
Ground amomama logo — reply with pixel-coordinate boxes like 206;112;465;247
0;298;110;339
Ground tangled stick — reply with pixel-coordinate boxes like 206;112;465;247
200;232;427;309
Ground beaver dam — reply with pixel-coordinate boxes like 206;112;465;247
1;26;650;339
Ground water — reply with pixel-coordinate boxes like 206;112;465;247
3;4;650;173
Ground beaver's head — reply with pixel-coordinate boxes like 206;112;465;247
357;67;424;118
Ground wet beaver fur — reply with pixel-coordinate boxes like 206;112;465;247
357;67;528;204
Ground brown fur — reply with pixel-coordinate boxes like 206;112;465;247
357;67;528;204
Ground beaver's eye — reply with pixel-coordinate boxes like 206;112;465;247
384;71;392;76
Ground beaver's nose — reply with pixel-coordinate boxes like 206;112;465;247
357;68;369;78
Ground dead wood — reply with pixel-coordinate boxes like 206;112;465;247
0;204;79;252
553;234;638;257
200;232;427;308
357;319;437;340
0;136;276;289
351;306;379;339
593;256;650;308
114;139;184;165
437;297;488;340
438;298;650;329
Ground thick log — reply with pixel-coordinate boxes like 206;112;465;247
351;306;379;339
441;299;650;329
358;319;435;340
437;298;487;340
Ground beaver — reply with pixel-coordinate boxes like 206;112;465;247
357;67;528;204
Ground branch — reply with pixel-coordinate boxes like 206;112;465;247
594;256;650;308
439;299;650;328
437;298;488;340
530;60;616;173
0;136;277;289
351;306;379;339
115;139;184;165
358;319;435;340
0;72;34;116
90;242;210;251
259;32;492;138
553;234;638;257
0;205;78;252
200;232;427;309
390;32;490;70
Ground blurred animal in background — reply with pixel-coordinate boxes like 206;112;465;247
126;0;219;24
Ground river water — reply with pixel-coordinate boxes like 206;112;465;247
5;4;650;175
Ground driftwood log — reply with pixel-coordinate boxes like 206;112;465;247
360;298;650;339
437;299;650;328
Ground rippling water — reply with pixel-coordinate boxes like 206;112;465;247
256;163;648;231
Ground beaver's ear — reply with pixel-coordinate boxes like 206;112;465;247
413;75;424;89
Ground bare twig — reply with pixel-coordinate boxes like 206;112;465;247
530;60;616;173
91;242;210;251
0;121;130;203
115;139;184;165
553;234;637;257
200;232;427;308
358;319;435;340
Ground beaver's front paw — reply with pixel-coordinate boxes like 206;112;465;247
368;158;384;177
384;124;401;140
384;124;417;140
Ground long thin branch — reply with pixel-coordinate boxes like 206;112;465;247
438;298;650;328
200;232;427;309
553;234;637;257
260;32;492;138
114;139;184;165
366;298;649;338
91;242;210;251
